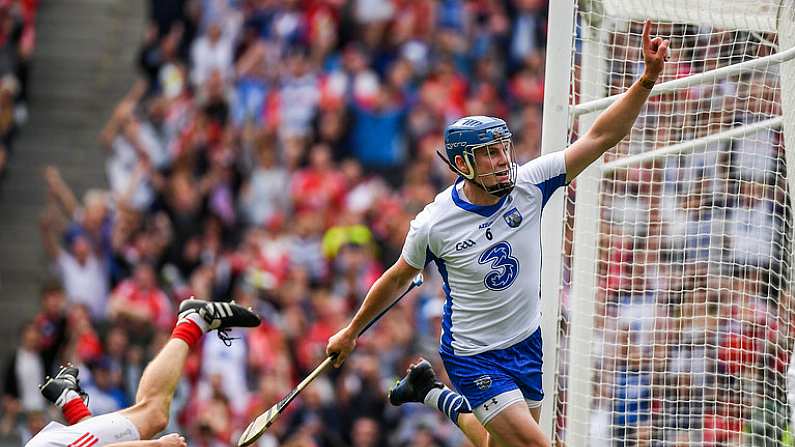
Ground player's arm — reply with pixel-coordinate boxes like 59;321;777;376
564;19;669;182
107;433;187;447
326;256;421;367
106;442;162;447
39;202;63;259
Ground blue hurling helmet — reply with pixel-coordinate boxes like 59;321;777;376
442;116;517;197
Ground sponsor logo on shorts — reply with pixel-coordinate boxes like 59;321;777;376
483;397;499;411
474;375;492;390
115;428;133;440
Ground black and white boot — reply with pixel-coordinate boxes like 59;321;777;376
388;358;443;406
178;298;261;345
40;364;88;407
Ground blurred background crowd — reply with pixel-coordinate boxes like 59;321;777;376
0;0;36;181
2;0;548;446
566;23;794;446
4;1;793;446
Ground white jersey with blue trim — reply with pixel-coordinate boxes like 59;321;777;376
402;151;567;356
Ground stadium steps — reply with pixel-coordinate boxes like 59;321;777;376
0;0;145;366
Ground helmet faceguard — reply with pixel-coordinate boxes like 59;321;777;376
440;116;517;198
459;137;517;197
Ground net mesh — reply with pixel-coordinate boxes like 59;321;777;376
557;1;795;445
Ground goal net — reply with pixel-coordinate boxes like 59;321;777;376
551;0;795;445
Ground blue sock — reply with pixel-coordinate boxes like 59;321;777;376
424;386;471;426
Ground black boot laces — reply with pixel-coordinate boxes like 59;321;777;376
215;329;239;347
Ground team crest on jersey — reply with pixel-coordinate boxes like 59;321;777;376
474;376;492;390
502;207;522;228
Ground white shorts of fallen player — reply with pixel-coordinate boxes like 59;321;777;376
25;412;139;447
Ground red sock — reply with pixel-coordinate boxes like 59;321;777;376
171;320;204;348
63;397;92;425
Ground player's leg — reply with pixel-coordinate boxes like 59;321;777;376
529;404;541;422
388;359;482;436
478;328;547;446
451;403;540;446
26;297;263;447
455;413;490;446
392;332;547;447
389;359;495;446
389;360;550;447
118;337;190;438
481;401;547;447
120;299;260;439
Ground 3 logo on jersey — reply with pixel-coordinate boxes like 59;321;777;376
478;242;520;291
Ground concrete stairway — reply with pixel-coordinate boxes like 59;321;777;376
0;0;145;358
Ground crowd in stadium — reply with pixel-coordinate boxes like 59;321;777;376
0;0;36;181
580;25;792;446
2;1;791;446
2;1;548;446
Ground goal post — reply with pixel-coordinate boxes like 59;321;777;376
782;9;795;234
539;0;576;440
544;0;795;445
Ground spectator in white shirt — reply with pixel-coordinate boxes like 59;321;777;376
191;21;232;86
199;330;250;415
239;141;290;227
729;181;780;268
2;323;45;413
40;205;108;320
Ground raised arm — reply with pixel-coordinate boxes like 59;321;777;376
99;81;147;149
564;19;669;182
44;166;79;219
39;203;63;260
326;256;421;367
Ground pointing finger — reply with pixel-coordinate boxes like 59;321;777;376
642;19;651;50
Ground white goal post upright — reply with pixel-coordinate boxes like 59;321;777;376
543;0;795;445
539;0;575;439
564;13;610;447
782;7;795;238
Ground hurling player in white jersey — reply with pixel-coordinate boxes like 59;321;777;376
327;20;669;447
25;299;259;447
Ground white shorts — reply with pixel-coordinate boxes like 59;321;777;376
25;412;140;447
473;388;543;426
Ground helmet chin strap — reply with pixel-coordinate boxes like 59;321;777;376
474;178;514;197
485;182;514;197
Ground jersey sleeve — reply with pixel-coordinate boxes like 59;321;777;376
401;204;435;269
516;150;568;208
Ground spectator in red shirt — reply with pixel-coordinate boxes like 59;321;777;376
296;290;347;372
703;397;743;446
290;143;347;222
107;262;175;331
